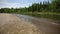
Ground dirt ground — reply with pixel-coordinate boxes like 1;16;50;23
0;13;41;34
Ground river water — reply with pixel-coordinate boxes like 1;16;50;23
15;14;60;34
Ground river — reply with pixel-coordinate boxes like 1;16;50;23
14;14;60;34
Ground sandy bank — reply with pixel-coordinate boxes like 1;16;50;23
0;13;40;34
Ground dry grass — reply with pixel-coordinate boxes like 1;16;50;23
0;13;40;34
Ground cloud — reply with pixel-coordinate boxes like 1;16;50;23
0;0;5;1
0;0;32;8
0;3;29;8
0;0;7;3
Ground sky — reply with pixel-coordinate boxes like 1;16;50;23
0;0;51;8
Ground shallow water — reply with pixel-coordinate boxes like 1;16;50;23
15;14;60;34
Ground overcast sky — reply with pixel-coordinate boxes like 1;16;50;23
0;0;51;8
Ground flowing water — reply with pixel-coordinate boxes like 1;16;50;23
15;14;60;34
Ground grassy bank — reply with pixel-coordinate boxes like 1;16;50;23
17;12;60;21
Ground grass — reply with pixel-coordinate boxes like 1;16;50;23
18;12;60;21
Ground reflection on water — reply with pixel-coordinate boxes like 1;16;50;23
16;14;33;22
15;14;60;34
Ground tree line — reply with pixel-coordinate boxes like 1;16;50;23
0;0;60;13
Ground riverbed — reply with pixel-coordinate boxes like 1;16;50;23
0;13;60;34
15;14;60;34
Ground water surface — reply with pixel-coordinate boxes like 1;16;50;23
15;14;60;34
